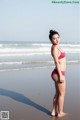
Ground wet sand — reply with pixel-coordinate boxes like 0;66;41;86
0;63;80;120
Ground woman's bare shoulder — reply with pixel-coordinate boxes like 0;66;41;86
51;45;57;52
51;45;58;56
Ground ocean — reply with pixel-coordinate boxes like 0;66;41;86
0;41;80;71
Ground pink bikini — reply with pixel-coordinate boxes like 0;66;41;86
51;48;66;76
58;48;66;59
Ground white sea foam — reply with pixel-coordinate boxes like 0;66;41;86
0;43;80;57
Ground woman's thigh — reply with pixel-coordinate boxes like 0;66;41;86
57;77;66;96
51;73;59;82
51;73;66;96
51;74;59;95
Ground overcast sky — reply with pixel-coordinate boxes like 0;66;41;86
0;0;80;43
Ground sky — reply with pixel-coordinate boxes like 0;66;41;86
0;0;80;43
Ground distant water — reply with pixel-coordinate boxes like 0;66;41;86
0;41;80;71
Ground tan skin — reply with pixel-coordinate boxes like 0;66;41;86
50;34;67;117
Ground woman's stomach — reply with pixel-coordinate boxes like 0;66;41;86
59;58;66;71
54;58;66;71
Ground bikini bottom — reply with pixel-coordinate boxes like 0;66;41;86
51;69;65;76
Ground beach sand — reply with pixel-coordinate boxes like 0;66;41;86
0;63;80;120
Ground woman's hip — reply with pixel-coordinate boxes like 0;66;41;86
51;68;66;77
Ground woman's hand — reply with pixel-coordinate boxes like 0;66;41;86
59;75;65;83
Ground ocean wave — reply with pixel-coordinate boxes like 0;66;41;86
0;52;50;57
0;60;79;72
0;61;53;65
0;43;80;56
0;43;80;48
0;48;80;57
0;66;54;72
0;60;79;65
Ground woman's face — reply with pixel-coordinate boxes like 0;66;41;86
52;34;60;45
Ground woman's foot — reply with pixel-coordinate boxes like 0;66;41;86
58;112;67;117
51;110;58;117
51;111;55;116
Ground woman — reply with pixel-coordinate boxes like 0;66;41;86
49;30;66;117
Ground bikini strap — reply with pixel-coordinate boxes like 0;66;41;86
57;48;62;52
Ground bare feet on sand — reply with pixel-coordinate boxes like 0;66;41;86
58;112;67;117
51;112;55;117
51;111;58;117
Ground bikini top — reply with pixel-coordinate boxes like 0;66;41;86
57;48;66;59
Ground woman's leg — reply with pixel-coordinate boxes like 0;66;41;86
51;84;58;116
51;74;59;116
57;76;66;117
